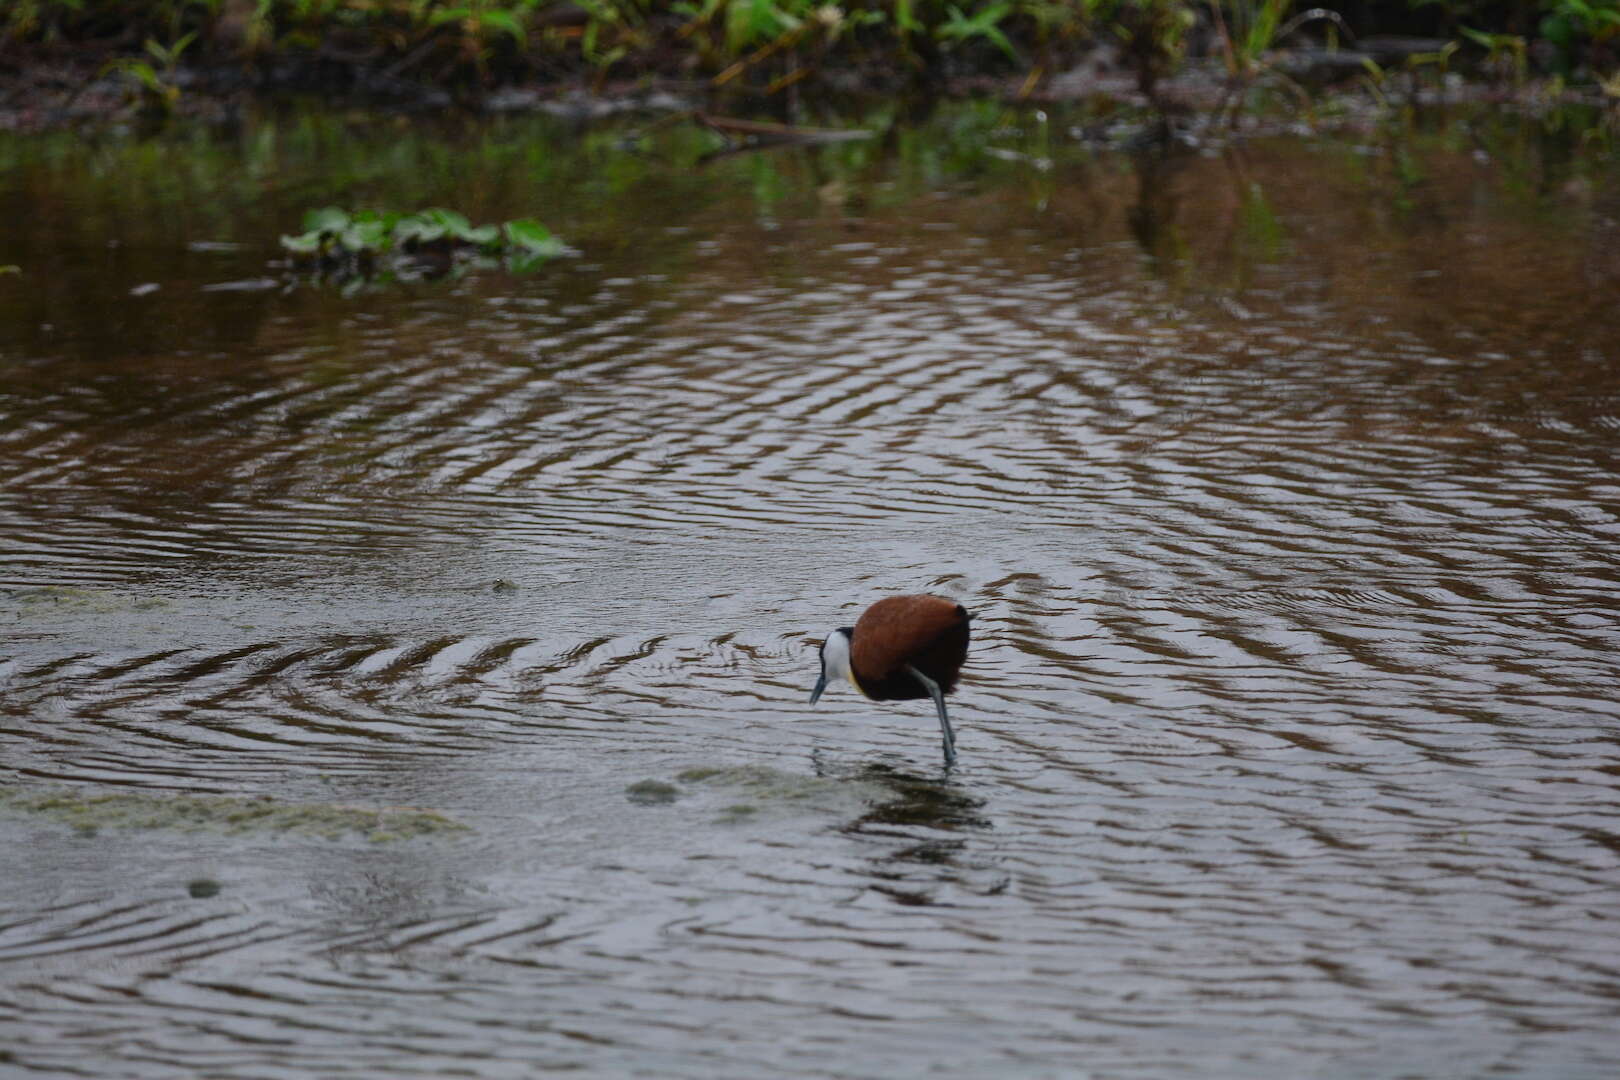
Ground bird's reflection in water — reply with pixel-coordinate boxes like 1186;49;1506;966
822;761;1007;903
806;755;988;829
845;761;991;832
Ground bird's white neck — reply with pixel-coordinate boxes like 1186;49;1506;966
821;629;862;695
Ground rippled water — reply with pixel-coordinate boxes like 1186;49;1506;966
3;105;1619;1078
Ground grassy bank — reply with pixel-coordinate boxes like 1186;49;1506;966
2;0;1617;117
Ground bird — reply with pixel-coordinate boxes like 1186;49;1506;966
809;594;972;766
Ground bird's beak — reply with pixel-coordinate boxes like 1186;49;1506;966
809;672;827;705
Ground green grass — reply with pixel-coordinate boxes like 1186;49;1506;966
4;0;1618;103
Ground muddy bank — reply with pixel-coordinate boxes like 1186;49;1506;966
4;31;1615;136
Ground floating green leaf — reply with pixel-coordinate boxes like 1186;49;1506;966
341;217;391;252
507;250;554;274
504;218;564;255
420;208;476;240
393;214;447;246
279;232;323;255
282;205;565;285
302;206;350;234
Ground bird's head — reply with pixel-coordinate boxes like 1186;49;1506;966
809;626;855;705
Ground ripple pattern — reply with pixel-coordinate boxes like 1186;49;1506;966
3;133;1620;1079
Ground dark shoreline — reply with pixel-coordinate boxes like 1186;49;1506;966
4;46;1617;138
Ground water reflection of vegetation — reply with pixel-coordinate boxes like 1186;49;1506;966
0;99;1612;359
0;98;1609;232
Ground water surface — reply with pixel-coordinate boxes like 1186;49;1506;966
2;103;1619;1078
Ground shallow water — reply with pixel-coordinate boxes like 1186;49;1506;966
2;103;1619;1078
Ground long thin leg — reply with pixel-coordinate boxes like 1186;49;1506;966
905;664;956;766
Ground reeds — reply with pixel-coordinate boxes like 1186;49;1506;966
4;0;1617;99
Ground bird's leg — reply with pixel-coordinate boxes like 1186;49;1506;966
904;664;956;766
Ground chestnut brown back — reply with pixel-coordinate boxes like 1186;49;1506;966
850;594;970;702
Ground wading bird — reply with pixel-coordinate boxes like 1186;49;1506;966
809;594;972;765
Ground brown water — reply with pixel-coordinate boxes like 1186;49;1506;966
2;103;1620;1078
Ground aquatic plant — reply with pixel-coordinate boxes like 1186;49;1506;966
6;0;1620;117
280;206;567;282
1201;0;1355;124
1210;0;1351;80
0;785;469;842
1461;26;1530;84
97;31;196;117
1540;0;1620;74
1111;0;1198;105
936;2;1021;62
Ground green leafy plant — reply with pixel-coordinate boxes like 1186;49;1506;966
676;0;881;92
102;57;180;113
571;0;640;73
279;206;566;283
144;29;197;71
1208;0;1353;80
1460;26;1529;84
14;0;1620;108
427;4;529;46
98;30;195;116
937;2;1021;62
1541;0;1620;73
1112;0;1198;105
1404;37;1461;86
